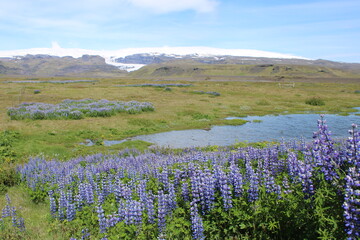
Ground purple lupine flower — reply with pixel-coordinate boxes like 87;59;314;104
58;190;67;220
201;169;215;213
173;169;183;188
218;168;232;209
298;155;315;197
85;183;95;205
49;190;57;217
96;182;105;204
229;160;244;197
11;207;18;229
287;152;300;181
343;167;360;239
262;169;281;196
213;165;222;191
247;164;259;202
146;193;156;223
96;204;107;233
137;180;147;207
190;200;205;240
347;124;360;166
181;179;190;202
1;194;26;231
16;217;26;231
167;181;177;211
117;201;126;222
102;175;113;199
190;170;202;204
312;116;340;182
124;200;143;225
106;213;120;228
2;194;12;218
74;193;82;211
157;190;167;232
122;184;133;201
81;228;91;240
282;176;292;195
66;191;76;221
159;167;170;192
113;178;123;203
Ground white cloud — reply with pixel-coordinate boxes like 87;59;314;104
127;0;218;13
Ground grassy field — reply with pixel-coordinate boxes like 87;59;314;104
0;76;359;159
0;75;359;239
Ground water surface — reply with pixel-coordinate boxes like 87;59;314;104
131;111;359;148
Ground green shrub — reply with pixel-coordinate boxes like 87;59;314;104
256;100;270;106
0;131;20;193
305;97;325;106
0;166;20;194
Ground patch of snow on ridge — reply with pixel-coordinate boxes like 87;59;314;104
105;57;145;72
0;45;310;72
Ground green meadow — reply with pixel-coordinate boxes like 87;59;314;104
0;76;359;239
0;77;359;159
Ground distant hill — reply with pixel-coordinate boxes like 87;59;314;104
129;58;360;80
0;54;125;77
0;46;359;79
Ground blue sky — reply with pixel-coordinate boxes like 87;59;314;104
0;0;359;62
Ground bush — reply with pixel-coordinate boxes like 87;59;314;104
0;131;19;164
0;131;20;193
305;97;325;106
33;90;41;94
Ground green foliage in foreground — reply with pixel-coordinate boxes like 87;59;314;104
0;131;21;194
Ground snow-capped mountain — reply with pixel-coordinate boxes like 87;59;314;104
0;44;308;72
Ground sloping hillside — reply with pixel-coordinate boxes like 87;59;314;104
0;55;126;77
130;60;360;79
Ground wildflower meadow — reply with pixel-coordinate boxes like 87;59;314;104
5;117;359;239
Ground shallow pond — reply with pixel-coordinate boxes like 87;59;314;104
83;109;359;148
130;110;359;148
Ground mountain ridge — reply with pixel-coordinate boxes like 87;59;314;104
0;46;309;72
0;46;360;78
